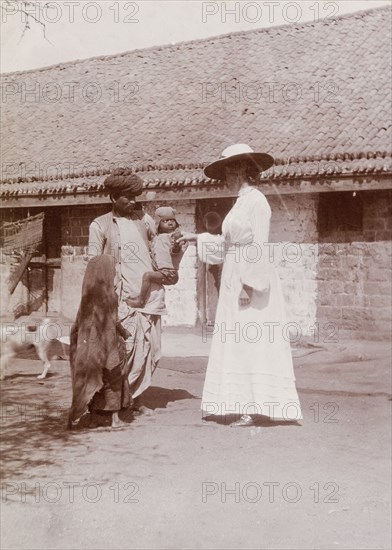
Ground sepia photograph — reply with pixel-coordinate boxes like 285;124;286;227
1;1;391;548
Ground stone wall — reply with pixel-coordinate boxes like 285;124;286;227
268;193;319;336
316;190;392;339
266;189;392;340
61;205;110;247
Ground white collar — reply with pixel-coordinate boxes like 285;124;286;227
238;185;256;197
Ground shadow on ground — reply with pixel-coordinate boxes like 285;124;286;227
1;353;198;482
141;386;198;410
202;414;302;428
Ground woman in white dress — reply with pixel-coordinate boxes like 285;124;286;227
178;144;302;427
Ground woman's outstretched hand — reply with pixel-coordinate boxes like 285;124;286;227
239;285;253;307
176;231;198;245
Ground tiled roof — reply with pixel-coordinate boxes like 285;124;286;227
1;6;391;198
1;154;391;199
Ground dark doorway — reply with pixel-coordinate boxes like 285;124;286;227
196;198;235;325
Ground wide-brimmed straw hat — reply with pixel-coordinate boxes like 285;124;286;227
204;144;274;180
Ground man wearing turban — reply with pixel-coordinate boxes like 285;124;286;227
88;169;165;415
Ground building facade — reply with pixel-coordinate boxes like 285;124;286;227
1;7;391;338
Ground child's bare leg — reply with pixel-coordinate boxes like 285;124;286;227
111;411;127;428
126;271;166;307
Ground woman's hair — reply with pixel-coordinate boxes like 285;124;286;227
223;159;260;183
245;163;260;184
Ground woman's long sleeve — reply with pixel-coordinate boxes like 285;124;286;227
197;233;225;265
239;196;272;293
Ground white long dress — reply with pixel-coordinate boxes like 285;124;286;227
198;186;302;421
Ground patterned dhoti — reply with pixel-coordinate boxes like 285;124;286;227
121;309;162;398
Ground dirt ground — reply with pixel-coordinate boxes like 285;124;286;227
0;333;391;550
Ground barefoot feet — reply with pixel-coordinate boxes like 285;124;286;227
111;412;128;429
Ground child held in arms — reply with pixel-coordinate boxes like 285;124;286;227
126;207;187;308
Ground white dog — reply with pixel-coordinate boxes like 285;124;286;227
0;318;69;380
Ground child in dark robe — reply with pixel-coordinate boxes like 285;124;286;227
68;254;130;429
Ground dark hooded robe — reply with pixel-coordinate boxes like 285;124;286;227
68;255;130;425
